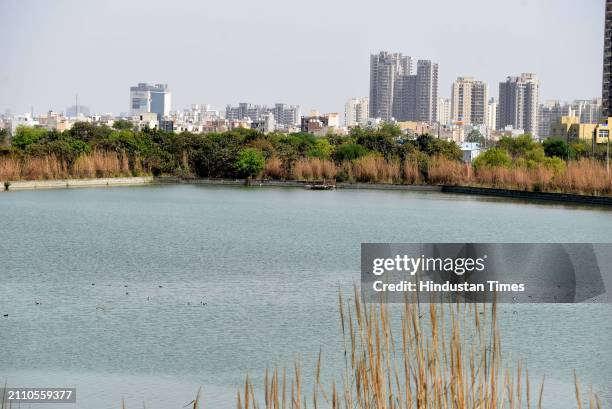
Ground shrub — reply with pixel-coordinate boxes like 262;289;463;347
235;148;265;178
333;143;368;162
473;148;511;169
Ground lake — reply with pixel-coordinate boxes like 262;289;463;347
1;185;611;408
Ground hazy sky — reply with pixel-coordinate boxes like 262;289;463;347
0;0;605;116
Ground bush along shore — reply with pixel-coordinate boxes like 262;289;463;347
1;122;611;196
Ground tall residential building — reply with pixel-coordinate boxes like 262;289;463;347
486;98;497;131
273;103;301;127
497;73;540;136
538;100;573;138
129;83;171;119
369;52;438;124
450;77;488;125
437;98;451;125
603;0;612;118
572;98;603;124
415;60;439;123
392;74;417;121
225;103;299;129
369;51;412;121
345;97;369;127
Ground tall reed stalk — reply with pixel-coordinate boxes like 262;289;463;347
234;287;601;409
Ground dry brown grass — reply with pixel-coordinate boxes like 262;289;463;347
292;158;337;181
418;156;612;196
474;166;554;192
0;151;145;181
234;288;601;409
402;157;421;184
472;159;612;196
555;159;612;195
352;155;401;184
265;157;284;179
428;156;472;185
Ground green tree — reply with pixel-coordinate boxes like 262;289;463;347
542;138;569;159
498;134;536;157
68;122;98;142
416;134;462;160
0;128;7;145
569;140;590;159
235;148;265;178
465;129;485;145
354;126;399;158
11;126;48;149
113;119;134;130
334;143;368;162
307;138;333;159
473;147;511;169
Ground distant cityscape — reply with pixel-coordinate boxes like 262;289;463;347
2;0;611;151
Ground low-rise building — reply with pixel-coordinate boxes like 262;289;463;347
460;142;483;163
551;116;612;145
9;114;39;136
300;112;340;135
132;112;159;130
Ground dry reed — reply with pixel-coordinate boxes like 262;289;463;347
233;288;602;409
352;155;401;184
2;150;612;197
428;156;471;185
292;158;337;181
402;157;421;184
265;157;284;179
0;151;145;181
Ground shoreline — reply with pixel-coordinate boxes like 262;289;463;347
3;176;612;206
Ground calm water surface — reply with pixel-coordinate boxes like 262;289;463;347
0;185;611;408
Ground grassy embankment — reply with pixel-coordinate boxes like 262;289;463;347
1;123;611;196
2;152;610;197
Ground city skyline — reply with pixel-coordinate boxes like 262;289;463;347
0;0;605;116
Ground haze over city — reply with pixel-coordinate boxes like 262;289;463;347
0;0;605;115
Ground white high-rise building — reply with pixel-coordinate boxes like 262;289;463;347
129;83;171;118
450;77;488;125
345;97;369;127
486;98;497;131
437;98;451;125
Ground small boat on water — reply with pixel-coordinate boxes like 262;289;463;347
305;181;336;190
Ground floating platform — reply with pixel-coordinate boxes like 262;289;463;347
305;183;336;190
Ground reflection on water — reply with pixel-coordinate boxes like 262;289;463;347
0;185;610;408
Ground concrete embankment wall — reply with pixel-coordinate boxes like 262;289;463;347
442;185;612;206
2;176;154;191
337;183;441;191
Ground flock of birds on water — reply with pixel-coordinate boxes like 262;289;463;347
2;283;207;317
